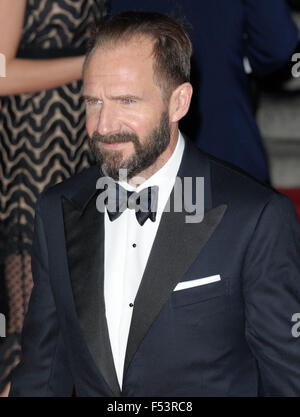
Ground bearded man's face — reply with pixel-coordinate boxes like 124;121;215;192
83;36;173;181
88;111;170;180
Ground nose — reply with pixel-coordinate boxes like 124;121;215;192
95;102;122;136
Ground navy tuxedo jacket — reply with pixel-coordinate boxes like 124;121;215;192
10;138;300;397
111;0;299;182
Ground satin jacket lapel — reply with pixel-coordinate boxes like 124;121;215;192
62;182;121;397
124;137;228;376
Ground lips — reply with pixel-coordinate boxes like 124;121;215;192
100;141;131;150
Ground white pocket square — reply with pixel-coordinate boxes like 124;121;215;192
173;274;221;291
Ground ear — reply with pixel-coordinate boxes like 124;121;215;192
169;83;193;123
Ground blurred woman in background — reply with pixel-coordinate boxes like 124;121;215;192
0;0;107;395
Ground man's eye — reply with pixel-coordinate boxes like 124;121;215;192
85;98;102;105
122;98;136;104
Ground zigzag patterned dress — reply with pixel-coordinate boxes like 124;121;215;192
0;0;107;391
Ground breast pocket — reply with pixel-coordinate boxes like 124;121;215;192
171;278;229;309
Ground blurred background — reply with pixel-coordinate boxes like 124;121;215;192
256;1;300;218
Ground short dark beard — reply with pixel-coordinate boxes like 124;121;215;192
88;111;171;180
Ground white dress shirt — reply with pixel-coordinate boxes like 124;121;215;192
104;131;185;389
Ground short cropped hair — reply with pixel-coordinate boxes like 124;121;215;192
83;11;193;100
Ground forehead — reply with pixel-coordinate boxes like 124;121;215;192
83;36;158;93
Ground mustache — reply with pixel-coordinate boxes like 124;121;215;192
91;131;139;145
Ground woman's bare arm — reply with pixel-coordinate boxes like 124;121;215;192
0;0;85;95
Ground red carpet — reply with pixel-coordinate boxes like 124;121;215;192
277;188;300;222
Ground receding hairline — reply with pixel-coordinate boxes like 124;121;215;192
83;33;159;78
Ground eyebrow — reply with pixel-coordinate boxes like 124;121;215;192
82;94;101;101
82;94;141;101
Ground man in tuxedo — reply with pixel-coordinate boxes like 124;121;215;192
10;12;300;397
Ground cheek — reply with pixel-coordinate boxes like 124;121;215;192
123;109;160;137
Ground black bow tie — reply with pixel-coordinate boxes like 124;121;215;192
100;181;159;226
